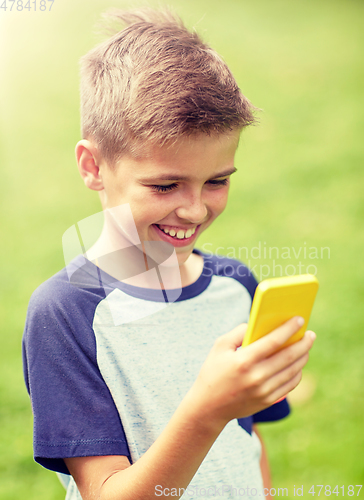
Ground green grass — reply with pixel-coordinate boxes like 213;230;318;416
1;0;363;498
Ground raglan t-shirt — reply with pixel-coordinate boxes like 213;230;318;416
22;250;290;500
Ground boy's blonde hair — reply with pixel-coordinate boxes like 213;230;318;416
80;8;256;165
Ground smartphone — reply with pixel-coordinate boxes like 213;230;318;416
242;274;319;349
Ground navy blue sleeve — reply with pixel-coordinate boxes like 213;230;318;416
22;272;130;474
237;399;290;435
253;398;290;423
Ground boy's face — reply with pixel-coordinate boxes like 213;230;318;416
98;130;240;265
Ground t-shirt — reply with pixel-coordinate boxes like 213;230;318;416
22;250;289;499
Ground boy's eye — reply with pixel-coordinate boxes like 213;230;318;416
151;183;179;193
207;178;229;187
150;177;229;193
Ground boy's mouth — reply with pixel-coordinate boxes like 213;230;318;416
153;224;199;245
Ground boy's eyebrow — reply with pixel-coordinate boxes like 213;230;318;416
140;167;237;183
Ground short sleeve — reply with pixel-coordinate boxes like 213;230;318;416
253;398;290;423
237;398;290;435
22;275;131;474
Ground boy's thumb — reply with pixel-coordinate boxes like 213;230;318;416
221;323;248;349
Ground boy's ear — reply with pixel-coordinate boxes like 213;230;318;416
75;140;104;191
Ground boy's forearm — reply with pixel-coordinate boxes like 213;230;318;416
100;390;224;500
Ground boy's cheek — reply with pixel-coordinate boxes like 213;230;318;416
211;190;229;216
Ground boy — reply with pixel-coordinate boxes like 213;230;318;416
22;8;316;500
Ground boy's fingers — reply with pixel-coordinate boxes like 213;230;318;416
244;316;307;362
267;370;303;406
267;334;316;401
264;349;310;397
255;329;315;381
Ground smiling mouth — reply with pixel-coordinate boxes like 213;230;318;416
155;224;197;240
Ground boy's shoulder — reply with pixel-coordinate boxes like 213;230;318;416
29;258;78;304
26;256;107;331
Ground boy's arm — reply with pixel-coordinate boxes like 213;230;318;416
65;393;223;500
65;318;315;500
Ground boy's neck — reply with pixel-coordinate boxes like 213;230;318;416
177;251;204;288
85;228;204;289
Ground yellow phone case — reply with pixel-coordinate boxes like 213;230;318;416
242;274;319;349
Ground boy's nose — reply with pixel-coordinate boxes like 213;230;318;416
174;197;208;224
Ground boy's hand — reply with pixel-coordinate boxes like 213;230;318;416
188;317;316;431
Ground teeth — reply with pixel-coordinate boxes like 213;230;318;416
158;225;197;239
